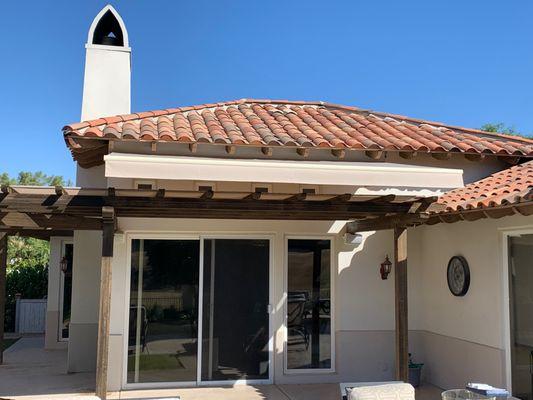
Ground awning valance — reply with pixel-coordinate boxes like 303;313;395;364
104;153;464;195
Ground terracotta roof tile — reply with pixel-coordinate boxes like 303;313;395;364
438;161;533;212
63;99;533;157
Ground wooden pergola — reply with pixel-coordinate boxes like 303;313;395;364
0;184;443;399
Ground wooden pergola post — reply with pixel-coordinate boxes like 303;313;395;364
95;207;115;400
394;226;408;382
0;233;7;365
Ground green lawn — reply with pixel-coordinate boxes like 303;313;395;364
1;338;19;351
127;353;185;371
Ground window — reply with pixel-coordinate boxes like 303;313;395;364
286;239;332;370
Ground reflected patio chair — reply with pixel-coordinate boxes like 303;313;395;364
287;292;309;349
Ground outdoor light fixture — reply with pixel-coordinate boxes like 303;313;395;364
380;255;392;280
60;256;68;274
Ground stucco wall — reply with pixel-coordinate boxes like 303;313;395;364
68;230;102;372
409;214;533;390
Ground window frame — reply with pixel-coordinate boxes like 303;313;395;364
283;235;336;374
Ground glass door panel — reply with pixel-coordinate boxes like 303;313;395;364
201;239;270;381
127;239;200;384
286;239;331;370
510;234;533;400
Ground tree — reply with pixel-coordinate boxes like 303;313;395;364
1;171;70;331
0;171;71;186
481;123;520;136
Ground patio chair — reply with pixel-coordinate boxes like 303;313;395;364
342;383;415;400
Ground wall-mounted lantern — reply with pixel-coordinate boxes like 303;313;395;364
380;255;392;280
60;256;68;274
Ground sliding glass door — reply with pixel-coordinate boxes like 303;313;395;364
201;239;270;382
126;237;271;386
127;239;200;384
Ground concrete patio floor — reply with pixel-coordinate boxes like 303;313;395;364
0;336;443;400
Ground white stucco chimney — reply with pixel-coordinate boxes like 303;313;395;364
81;5;131;121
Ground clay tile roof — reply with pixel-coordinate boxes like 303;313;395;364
63;99;533;157
437;161;533;212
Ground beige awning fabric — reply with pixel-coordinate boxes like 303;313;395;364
104;153;464;195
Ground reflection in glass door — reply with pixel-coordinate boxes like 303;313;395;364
509;234;533;400
127;239;200;384
201;239;270;382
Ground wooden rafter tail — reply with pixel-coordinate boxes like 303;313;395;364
200;189;214;200
370;194;396;203
261;147;273;156
399;151;416;159
365;150;383;160
286;193;307;202
464;153;485;162
431;152;452;161
0;185;13;194
296;147;310;158
244;192;263;200
331;148;345;159
328;193;352;203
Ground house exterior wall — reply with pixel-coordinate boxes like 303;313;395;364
409;214;533;390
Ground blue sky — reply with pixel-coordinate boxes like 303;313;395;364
1;1;532;182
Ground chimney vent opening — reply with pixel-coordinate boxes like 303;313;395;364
92;10;124;46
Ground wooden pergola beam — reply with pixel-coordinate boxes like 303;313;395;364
0;214;102;231
0;233;6;365
95;207;115;400
0;229;73;241
346;214;429;233
394;226;408;382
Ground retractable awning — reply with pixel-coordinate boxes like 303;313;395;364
104;153;464;195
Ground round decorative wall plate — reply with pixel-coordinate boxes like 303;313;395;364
447;255;470;297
